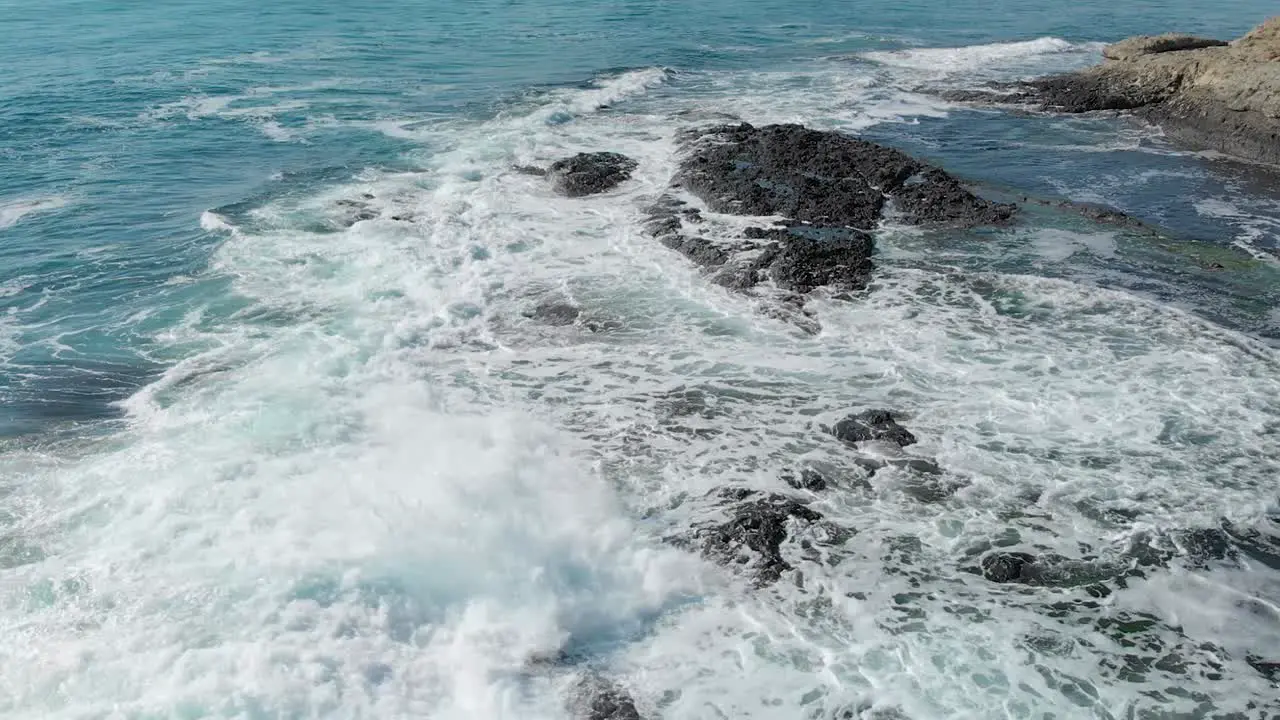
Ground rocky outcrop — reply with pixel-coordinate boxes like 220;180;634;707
547;152;638;197
643;123;1014;329
672;123;1015;229
686;488;852;586
829;409;917;447
1101;34;1227;62
953;17;1280;166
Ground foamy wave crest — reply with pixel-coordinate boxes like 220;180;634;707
862;37;1104;75
0;195;70;230
0;314;20;362
1195;197;1280;261
259;120;296;142
532;67;670;123
199;210;237;233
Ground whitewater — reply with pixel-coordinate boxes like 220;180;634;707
3;2;1280;719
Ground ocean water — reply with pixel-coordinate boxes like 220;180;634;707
3;1;1280;718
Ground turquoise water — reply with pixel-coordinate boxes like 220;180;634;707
3;1;1280;718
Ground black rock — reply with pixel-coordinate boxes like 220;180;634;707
939;85;1037;105
514;165;548;176
831;409;918;447
893;168;1017;226
977;551;1119;588
524;296;581;326
642;124;1014;306
334;198;379;226
676;124;891;227
1028;73;1173;113
674;123;1014;229
639;124;1014;331
765;227;875;293
696;490;826;586
569;676;643;720
548;152;638;197
781;467;830;492
981;551;1040;583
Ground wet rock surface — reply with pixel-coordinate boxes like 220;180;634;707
673;123;1015;229
1102;33;1228;62
548;152;638;197
762;226;876;294
568;675;644;720
688;488;852;586
780;467;831;492
971;517;1280;595
980;551;1043;584
524;295;582;326
334;195;379;226
641;123;1013;329
829;409;917;447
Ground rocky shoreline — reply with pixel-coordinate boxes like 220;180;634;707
946;17;1280;166
513;110;1280;714
307;50;1280;714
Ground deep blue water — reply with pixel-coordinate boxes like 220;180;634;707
3;2;1280;718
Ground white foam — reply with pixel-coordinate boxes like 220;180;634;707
0;310;20;362
1029;227;1118;261
199;210;236;233
681;68;951;132
528;67;670;124
0;195;70;230
862;37;1103;76
0;278;31;299
259;120;297;142
1196;196;1280;258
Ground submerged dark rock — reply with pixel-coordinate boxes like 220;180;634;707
977;550;1126;589
1125;520;1280;572
830;409;918;447
1023;196;1155;231
781;467;830;492
700;493;822;585
548;152;638;197
981;551;1041;584
689;489;850;586
524;295;582;326
833;704;914;720
334;198;378;225
1102;34;1228;61
568;675;643;720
